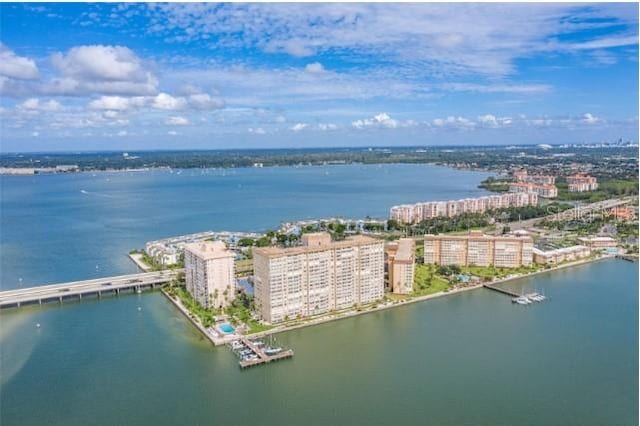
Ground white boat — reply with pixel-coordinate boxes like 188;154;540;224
264;347;283;355
512;296;530;305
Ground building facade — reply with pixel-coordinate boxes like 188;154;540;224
253;233;385;323
184;241;236;309
389;192;538;224
509;182;558;198
424;231;533;268
567;174;598;192
532;245;591;265
577;236;617;249
512;169;556;185
385;238;415;295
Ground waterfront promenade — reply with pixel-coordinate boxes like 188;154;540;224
0;270;180;309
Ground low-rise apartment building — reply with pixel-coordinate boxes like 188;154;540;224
253;233;384;323
509;182;558;198
184;241;236;309
385;238;415;295
512;169;556;185
578;236;617;249
389;192;538;224
532;245;591;264
567;174;598;192
424;231;533;268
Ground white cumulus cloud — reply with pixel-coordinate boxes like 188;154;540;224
88;95;146;110
165;116;189;125
152;93;187;110
582;113;600;124
305;62;326;74
352;113;402;129
0;43;39;80
18;98;62;112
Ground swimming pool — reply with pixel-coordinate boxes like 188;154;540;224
219;323;235;334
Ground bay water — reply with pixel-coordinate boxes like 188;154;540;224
0;164;637;425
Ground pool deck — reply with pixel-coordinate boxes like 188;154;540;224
161;289;239;346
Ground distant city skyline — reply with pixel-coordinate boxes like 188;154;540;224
0;2;638;152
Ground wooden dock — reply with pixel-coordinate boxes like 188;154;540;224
234;337;294;369
483;283;520;298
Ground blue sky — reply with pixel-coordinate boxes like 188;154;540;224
0;2;638;152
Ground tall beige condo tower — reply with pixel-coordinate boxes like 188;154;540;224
253;232;384;323
386;238;415;295
184;241;236;309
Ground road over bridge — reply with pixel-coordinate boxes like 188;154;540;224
0;270;183;309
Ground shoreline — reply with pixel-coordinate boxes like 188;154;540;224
0;161;489;177
162;288;235;346
165;254;615;343
128;253;152;272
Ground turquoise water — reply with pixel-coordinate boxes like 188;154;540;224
0;164;637;425
220;323;235;333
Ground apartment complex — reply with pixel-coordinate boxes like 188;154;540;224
578;236;617;249
389;192;538;224
567;174;598;192
424;231;533;268
385;239;415;295
184;241;236;309
253;233;384;323
509;182;558;198
532;245;590;265
512;169;556;185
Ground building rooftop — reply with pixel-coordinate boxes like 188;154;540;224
578;236;616;242
533;245;589;256
254;234;382;258
184;240;235;260
424;232;533;243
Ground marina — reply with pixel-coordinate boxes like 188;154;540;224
483;283;548;305
229;337;294;369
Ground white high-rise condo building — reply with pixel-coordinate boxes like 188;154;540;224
184;241;236;309
253;233;385;323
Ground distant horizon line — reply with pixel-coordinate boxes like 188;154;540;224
1;140;637;156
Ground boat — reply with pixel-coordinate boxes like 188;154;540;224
264;347;283;355
512;296;530;305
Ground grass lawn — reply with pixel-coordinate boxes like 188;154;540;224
413;264;452;296
166;286;220;328
460;264;540;280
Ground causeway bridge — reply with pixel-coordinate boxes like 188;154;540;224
509;198;631;230
0;270;182;309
